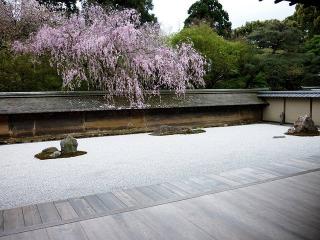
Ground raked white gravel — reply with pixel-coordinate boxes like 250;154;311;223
0;123;319;209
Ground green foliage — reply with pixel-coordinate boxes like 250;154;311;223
305;34;320;55
247;20;304;54
258;53;304;90
184;0;231;38
170;24;265;89
233;5;319;89
291;4;320;38
232;21;269;39
222;52;305;91
302;35;320;86
217;49;268;89
3;1;319;93
232;18;308;90
0;48;62;91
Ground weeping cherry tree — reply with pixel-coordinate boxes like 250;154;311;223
13;5;206;106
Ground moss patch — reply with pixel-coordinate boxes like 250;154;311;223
285;131;320;137
151;126;206;136
35;151;87;160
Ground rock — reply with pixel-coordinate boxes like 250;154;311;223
60;135;78;154
159;125;177;135
287;127;296;135
286;115;319;135
49;151;61;158
42;147;59;154
159;125;191;135
294;115;318;132
35;138;85;160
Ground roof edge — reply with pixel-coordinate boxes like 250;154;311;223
0;89;268;98
258;91;320;98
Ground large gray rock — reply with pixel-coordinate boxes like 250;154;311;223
60;135;78;154
42;147;59;154
287;115;319;135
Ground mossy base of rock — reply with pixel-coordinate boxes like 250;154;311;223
35;151;87;160
285;131;320;137
151;125;206;136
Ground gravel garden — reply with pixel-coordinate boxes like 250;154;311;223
1;123;319;209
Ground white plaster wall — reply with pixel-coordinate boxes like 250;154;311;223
263;98;284;122
286;99;311;124
312;99;320;126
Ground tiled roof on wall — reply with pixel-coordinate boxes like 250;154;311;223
258;91;320;98
0;90;266;115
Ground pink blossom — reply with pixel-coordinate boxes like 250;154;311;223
13;5;206;106
1;0;62;43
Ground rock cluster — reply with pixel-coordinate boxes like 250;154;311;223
286;115;319;136
36;135;85;160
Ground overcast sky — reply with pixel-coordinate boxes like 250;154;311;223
152;0;295;34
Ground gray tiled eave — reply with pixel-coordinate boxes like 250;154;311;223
258;91;320;98
0;91;266;115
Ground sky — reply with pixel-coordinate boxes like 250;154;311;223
152;0;295;34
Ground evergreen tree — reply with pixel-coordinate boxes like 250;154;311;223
291;4;320;38
247;20;303;54
184;0;231;38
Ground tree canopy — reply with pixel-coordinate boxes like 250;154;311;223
0;51;62;92
302;35;320;86
232;21;267;39
1;0;319;93
247;20;303;54
290;4;320;38
184;0;232;38
232;18;311;90
171;24;260;88
257;53;305;90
